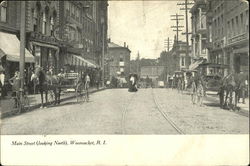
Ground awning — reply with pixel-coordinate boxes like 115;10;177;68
73;55;97;68
0;32;35;63
189;59;204;70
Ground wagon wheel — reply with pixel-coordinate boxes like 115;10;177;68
48;90;55;104
22;95;30;112
76;83;83;102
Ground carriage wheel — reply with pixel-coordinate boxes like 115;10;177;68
76;84;83;102
48;90;55;104
22;95;30;112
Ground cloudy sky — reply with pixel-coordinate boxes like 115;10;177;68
108;0;192;60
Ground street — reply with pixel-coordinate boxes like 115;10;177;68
1;88;249;135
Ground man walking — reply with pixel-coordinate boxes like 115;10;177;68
85;73;90;101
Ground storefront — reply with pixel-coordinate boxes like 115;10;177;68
28;32;59;74
0;32;35;80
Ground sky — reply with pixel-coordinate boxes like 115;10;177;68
108;0;192;60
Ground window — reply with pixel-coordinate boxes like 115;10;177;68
181;57;185;66
0;1;7;22
50;16;54;36
240;13;244;33
42;12;46;34
231;18;234;36
227;21;230;37
236;16;239;34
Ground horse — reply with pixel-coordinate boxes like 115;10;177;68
220;73;246;110
32;67;63;108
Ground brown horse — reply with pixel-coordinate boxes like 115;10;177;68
220;73;246;110
33;67;63;108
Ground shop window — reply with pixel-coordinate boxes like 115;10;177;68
0;1;7;22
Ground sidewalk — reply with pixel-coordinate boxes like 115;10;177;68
0;87;105;119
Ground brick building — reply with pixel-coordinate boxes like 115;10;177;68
205;0;248;76
107;41;131;80
26;1;60;73
0;1;34;81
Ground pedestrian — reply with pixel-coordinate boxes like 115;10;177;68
190;77;197;105
0;68;5;99
84;73;90;101
197;79;205;106
9;71;21;107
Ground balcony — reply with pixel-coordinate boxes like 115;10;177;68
228;33;248;45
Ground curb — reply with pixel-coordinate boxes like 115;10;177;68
1;88;106;119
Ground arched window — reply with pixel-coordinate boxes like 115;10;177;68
50;11;56;36
0;1;7;22
42;7;49;35
33;2;41;32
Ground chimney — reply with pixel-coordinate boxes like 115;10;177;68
127;45;129;49
124;42;126;47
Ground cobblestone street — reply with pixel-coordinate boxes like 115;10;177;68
1;88;248;135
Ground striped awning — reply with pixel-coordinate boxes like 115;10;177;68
189;59;204;71
0;32;35;63
73;55;97;68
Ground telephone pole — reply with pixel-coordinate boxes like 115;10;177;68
170;14;184;44
136;51;140;76
164;37;172;52
177;0;194;57
19;1;26;108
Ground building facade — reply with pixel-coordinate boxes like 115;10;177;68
107;41;131;80
0;1;35;81
26;1;60;73
205;0;248;76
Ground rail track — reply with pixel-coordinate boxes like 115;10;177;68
121;92;137;134
151;88;185;134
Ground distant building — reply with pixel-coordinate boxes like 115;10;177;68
107;41;131;80
140;65;165;80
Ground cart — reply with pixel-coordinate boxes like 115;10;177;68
59;72;85;102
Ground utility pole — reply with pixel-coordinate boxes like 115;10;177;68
164;37;172;52
177;0;194;58
136;51;140;76
19;1;26;108
170;14;184;44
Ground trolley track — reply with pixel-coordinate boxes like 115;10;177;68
151;88;185;134
121;92;137;134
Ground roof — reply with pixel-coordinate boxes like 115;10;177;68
108;42;123;48
108;42;131;52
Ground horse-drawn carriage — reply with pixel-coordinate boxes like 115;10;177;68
33;67;87;108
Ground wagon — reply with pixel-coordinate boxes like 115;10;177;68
58;72;85;102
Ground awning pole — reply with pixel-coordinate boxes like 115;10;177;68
20;1;26;104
